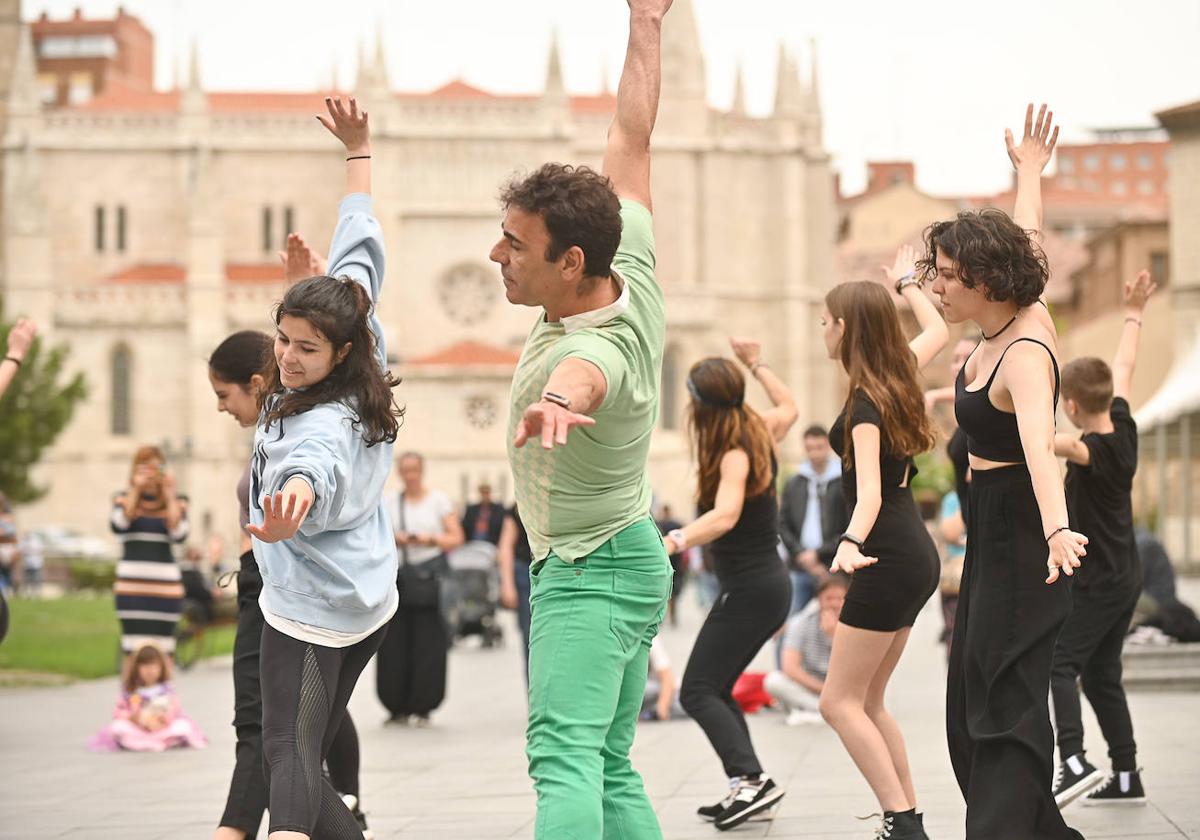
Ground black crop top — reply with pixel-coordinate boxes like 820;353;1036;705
955;337;1060;463
710;453;780;558
829;390;918;495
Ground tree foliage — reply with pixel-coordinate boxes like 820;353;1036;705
0;304;88;503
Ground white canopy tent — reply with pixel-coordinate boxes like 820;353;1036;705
1135;337;1200;568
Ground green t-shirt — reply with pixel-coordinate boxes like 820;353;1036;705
507;199;665;566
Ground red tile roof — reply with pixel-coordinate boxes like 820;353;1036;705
105;262;186;284
70;76;615;116
226;263;283;283
105;262;284;284
407;340;521;367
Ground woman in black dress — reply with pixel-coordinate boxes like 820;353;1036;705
924;104;1088;840
817;245;948;840
662;337;798;831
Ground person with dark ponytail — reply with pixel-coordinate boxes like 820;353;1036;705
663;337;798;830
208;327;372;839
245;97;402;840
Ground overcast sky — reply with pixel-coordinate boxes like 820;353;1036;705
23;0;1200;195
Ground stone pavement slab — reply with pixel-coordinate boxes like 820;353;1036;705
2;580;1199;839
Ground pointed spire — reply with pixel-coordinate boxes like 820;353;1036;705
807;37;821;113
544;29;565;99
8;23;40;115
356;26;389;97
372;24;389;91
730;61;746;116
660;0;705;99
773;43;802;119
181;38;206;114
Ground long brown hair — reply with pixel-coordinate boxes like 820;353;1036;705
686;358;774;509
122;643;172;694
260;275;403;447
825;282;936;466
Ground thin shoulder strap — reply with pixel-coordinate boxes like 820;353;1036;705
994;337;1061;403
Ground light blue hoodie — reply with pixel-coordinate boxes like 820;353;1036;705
249;193;398;634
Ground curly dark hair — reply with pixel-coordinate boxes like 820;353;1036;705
916;209;1048;307
259;275;403;447
499;163;622;279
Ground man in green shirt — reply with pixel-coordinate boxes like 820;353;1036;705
489;2;674;837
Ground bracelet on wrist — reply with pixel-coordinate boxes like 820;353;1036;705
749;361;768;374
541;391;571;411
1124;317;1142;326
3;355;21;368
838;532;865;550
1045;526;1070;543
346;155;371;161
894;273;922;295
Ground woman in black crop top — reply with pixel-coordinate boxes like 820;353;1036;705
816;246;948;840
920;104;1088;840
661;337;798;830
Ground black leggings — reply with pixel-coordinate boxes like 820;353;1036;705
947;466;1082;839
219;553;364;835
1051;582;1140;771
680;559;790;778
260;621;385;837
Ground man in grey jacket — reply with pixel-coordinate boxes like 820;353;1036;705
779;425;849;615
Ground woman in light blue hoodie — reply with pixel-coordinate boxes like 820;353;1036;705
244;96;401;840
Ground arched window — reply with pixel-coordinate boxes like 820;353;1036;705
661;343;681;431
111;344;132;435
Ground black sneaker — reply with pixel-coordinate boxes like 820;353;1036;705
1053;753;1105;807
714;775;785;831
862;810;928;839
1082;770;1147;806
697;778;738;821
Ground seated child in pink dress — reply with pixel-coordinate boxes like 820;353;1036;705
88;643;207;752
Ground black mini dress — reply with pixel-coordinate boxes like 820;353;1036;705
829;390;938;632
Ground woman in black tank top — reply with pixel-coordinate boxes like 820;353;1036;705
661;337;797;830
816;245;948;840
921;104;1088;840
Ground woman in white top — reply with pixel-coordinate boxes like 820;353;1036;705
375;451;464;724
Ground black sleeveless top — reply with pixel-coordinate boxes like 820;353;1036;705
709;453;780;558
955;337;1060;463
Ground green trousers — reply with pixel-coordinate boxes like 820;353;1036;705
526;517;672;840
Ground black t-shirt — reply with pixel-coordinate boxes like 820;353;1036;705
829;390;918;498
1065;397;1139;590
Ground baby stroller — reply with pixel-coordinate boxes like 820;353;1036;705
445;540;503;647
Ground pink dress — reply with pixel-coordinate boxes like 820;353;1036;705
87;682;207;752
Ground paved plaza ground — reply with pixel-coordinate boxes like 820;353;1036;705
2;580;1199;839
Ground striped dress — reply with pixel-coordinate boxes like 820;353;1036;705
111;495;189;654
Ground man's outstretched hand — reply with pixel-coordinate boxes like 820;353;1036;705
513;402;596;450
278;233;328;283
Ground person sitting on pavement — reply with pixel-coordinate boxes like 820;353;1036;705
640;636;685;722
764;574;849;725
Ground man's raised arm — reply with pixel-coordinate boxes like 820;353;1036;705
602;0;673;212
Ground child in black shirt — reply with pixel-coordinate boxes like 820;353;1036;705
1050;269;1157;807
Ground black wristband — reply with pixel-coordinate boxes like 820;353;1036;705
541;391;571;411
1125;317;1142;326
838;532;865;549
346;155;371;161
1045;525;1070;543
3;356;21;367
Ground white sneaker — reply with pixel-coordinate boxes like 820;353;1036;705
785;708;823;726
